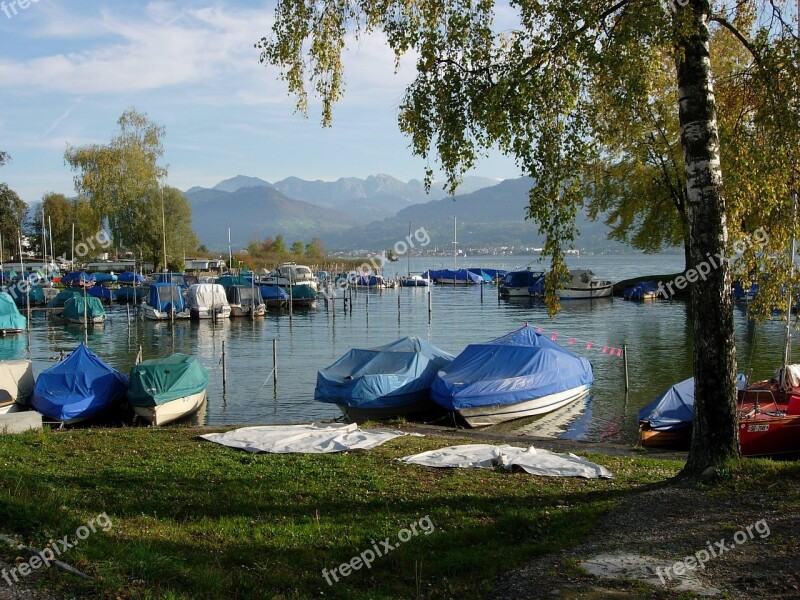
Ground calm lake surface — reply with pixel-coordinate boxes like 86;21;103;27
3;254;791;444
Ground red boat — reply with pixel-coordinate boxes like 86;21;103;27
737;372;800;456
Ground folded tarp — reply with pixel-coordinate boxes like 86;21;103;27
200;422;412;454
398;444;614;478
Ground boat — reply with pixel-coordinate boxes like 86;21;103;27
399;274;431;287
186;283;231;320
61;271;96;288
430;324;594;427
623;280;661;301
225;285;266;318
557;269;613;299
46;289;83;309
87;285;115;303
637;374;775;454
736;369;800;456
315;336;454;421
140;282;190;321
732;280;759;302
262;263;318;306
422;268;483;285
352;274;392;288
31;343;129;424
0;291;26;335
500;269;545;297
127;354;208;425
0;359;34;414
259;284;290;308
61;295;106;325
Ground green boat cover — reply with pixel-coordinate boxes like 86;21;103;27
127;354;208;407
63;296;106;321
46;289;83;308
0;292;26;330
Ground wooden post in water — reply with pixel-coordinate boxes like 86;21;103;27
397;290;401;324
272;338;278;385
126;303;130;328
427;285;432;323
480;281;484;302
136;345;142;365
222;340;227;388
288;281;293;320
623;344;629;392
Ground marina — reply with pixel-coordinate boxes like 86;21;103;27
0;254;792;445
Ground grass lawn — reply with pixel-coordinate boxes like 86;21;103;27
0;427;684;599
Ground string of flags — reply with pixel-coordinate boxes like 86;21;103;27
526;323;625;358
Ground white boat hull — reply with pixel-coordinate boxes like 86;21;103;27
0;360;34;409
133;390;207;426
140;304;191;321
558;285;613;299
230;304;266;318
190;305;232;320
456;385;592;427
500;286;531;297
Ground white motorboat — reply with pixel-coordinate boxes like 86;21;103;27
558;269;613;299
186;283;231;320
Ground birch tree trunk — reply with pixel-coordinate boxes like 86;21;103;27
677;0;740;473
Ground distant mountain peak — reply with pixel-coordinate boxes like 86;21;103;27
212;175;273;193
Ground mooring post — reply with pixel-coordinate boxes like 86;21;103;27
272;338;278;384
427;285;432;323
623;344;629;392
222;340;227;388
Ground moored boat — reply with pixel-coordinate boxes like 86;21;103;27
259;284;290;308
623;281;660;301
399;274;430;287
61;295;106;325
500;269;544;297
140;282;190;321
127;354;208;426
557;269;613;299
186;283;231;320
31;343;128;424
315;336;454;421
0;291;26;335
225;285;266;318
431;324;594;427
0;359;34;414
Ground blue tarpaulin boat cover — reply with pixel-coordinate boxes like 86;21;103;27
147;283;186;313
623;281;660;300
88;286;115;301
0;291;26;331
315;336;454;409
61;271;96;287
118;271;146;284
431;325;594;410
637;374;748;431
31;343;128;421
260;285;289;301
503;270;544;289
422;269;483;283
12;284;44;306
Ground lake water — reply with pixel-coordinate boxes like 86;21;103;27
3;254;792;444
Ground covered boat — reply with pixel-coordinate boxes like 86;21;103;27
225;285;266;318
500;269;544;297
140;283;190;320
31;343;128;424
431;325;594;427
0;359;34;414
186;283;231;319
259;284;290;308
623;281;660;301
62;296;106;324
61;271;96;288
423;269;483;285
400;275;430;287
638;374;749;450
127;354;208;425
315;336;454;421
46;289;83;309
0;292;26;335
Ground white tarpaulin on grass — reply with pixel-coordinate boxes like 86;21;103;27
200;422;412;454
398;444;614;479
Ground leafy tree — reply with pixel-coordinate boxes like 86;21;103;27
290;240;305;255
29;193;73;259
258;1;799;474
305;237;325;258
0;183;27;259
138;187;199;272
0;151;7;168
65;108;167;251
273;234;287;254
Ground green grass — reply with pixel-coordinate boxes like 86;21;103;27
0;427;683;599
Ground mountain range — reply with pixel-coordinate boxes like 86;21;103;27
183;174;620;252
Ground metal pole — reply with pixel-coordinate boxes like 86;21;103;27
428;284;432;323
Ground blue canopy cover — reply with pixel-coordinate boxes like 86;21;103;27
315;336;454;409
431;325;594;410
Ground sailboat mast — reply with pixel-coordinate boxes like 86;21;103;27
228;227;232;273
161;186;168;275
453;216;457;271
407;221;411;277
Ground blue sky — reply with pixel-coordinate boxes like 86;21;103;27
0;0;521;204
